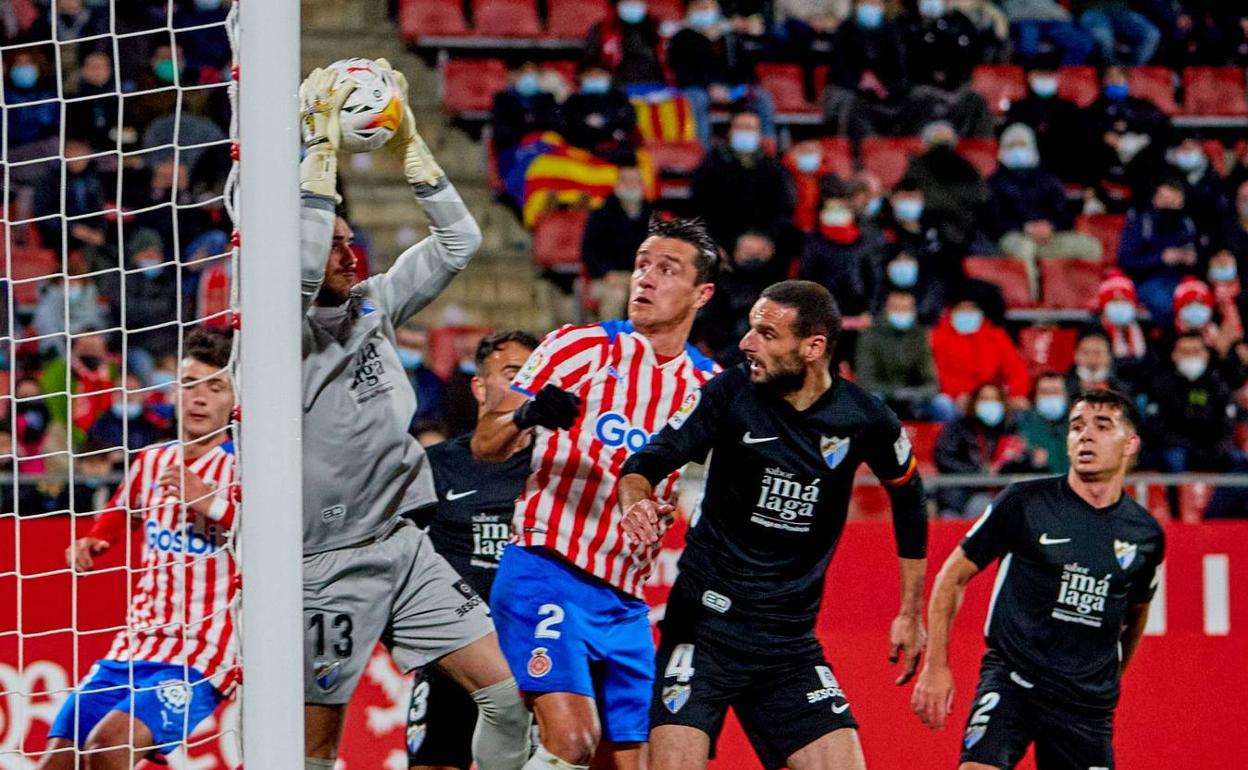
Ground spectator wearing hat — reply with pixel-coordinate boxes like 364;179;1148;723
1118;175;1198;328
1173;275;1248;387
931;293;1031;410
1098;268;1148;361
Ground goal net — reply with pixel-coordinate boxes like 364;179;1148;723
0;1;277;766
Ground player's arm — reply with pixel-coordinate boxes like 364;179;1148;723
157;464;237;527
298;67;354;313
911;546;982;730
1120;531;1164;675
67;460;144;572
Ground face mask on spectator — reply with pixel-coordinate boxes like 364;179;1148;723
618;0;647;24
1076;365;1109;383
1000;146;1039;170
820;208;853;228
951;308;983;335
688;8;720;30
581;76;611;94
1179;302;1212;329
153;59;176;84
1104;83;1129;102
893;198;923;222
151;370;177;395
863;196;882;217
1209;263;1237;283
1173;149;1205;173
112;401;144;420
616;183;644;204
1103;300;1136;326
795;151;821;174
397;347;423;370
888;259;918;287
137;259;164;279
194;0;221;10
10;64;38;89
18;403;48;439
1035;395;1067;422
730;129;760;155
855;3;884;28
887;310;915;331
515;72;540;96
918;0;945;18
1030;76;1058;98
1177;356;1207;381
975;399;1005;428
67;284;85;302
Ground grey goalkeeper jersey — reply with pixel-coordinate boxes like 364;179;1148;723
300;181;481;555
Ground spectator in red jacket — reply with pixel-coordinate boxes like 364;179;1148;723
782;139;842;233
931;294;1031;409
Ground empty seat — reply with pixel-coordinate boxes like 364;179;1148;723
6;246;57;309
957;138;998;178
1183;66;1248;116
645;0;684;22
1040;260;1103;309
756;63;818;115
963;256;1034;308
643;140;704;175
818;137;854;179
533;209;590;271
971;64;1027;114
1057;65;1098;107
1074;213;1127;265
441;58;507;115
1018;326;1078;377
1129;66;1177;114
399;0;469;38
547;0;608;38
1202;139;1228;176
473;0;542;36
860;136;923;190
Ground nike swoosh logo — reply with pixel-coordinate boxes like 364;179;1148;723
742;432;778;445
445;489;478;501
1039;533;1071;545
831;703;850;714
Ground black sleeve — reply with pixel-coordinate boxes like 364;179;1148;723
1126;526;1166;605
959;485;1024;569
863;405;928;559
620;370;735;486
405;503;438;529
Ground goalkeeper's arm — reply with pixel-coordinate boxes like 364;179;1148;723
299;67;352;313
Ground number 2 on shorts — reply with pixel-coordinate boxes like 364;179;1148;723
535;603;565;639
969;691;1000;725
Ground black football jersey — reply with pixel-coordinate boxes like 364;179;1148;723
418;434;533;600
623;364;926;638
961;477;1165;711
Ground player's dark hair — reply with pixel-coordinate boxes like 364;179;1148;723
647;215;720;284
184;326;233;370
475;329;541;369
759;280;842;356
1071;388;1140;432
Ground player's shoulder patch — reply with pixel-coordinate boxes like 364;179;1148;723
667;389;702;430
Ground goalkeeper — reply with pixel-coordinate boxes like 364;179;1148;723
298;63;529;770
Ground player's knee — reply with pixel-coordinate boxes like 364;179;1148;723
539;723;599;765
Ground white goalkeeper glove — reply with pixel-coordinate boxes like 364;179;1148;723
376;58;445;189
299;67;354;200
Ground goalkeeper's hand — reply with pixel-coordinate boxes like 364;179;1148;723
513;385;581;431
299;67;354;199
375;58;445;188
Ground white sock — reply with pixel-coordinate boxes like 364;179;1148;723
521;742;590;770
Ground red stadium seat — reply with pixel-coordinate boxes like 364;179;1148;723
473;0;542;36
962;256;1035;308
646;0;684;23
4;246;56;309
484;129;505;193
532;209;589;271
971;64;1026;114
1074;213;1127;265
756;63;818;115
399;0;469;39
441;58;507;116
643;140;704;175
818;137;854;179
860;136;923;190
1128;66;1177;115
1040;259;1103;309
1057;65;1098;107
1183;66;1248;116
1018;326;1078;378
547;0;608;38
1202;139;1228;177
429;325;493;380
957;138;998;178
902;421;942;478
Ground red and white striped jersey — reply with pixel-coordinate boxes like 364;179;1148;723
510;321;718;598
90;440;239;692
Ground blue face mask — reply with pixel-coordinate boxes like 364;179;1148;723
138;262;163;279
194;0;220;10
795;152;821;174
975;399;1005;427
397;347;424;370
1104;83;1129;102
581;76;611;95
151;371;177;395
1103;300;1136;326
618;0;647;24
863;196;882;218
887;259;919;287
1210;263;1237;283
112;401;144;420
1173;149;1205;172
1001;146;1038;170
855;3;884;28
893;198;923;222
730;129;760;155
1179;303;1212;329
918;0;945;18
688;8;720;30
951;308;983;335
1035;394;1067;422
1030;76;1058;98
515;73;540;97
10;64;38;89
887;310;916;331
67;284;85;302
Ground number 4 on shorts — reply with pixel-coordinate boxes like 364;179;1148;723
664;643;695;683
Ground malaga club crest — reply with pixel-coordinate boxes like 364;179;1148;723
820;435;851;469
1114;539;1137;569
315;660;341;691
662;683;691;714
964;724;987;749
406;724;427;755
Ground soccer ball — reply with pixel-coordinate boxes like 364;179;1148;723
328;58;404;153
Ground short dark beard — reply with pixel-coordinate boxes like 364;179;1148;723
315;284;351;307
754;356;807;397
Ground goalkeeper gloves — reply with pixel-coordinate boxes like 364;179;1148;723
513;385;582;431
375;58;446;188
299;67;354;200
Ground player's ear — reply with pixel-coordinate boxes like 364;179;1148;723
470;375;487;407
693;281;715;311
804;334;827;362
